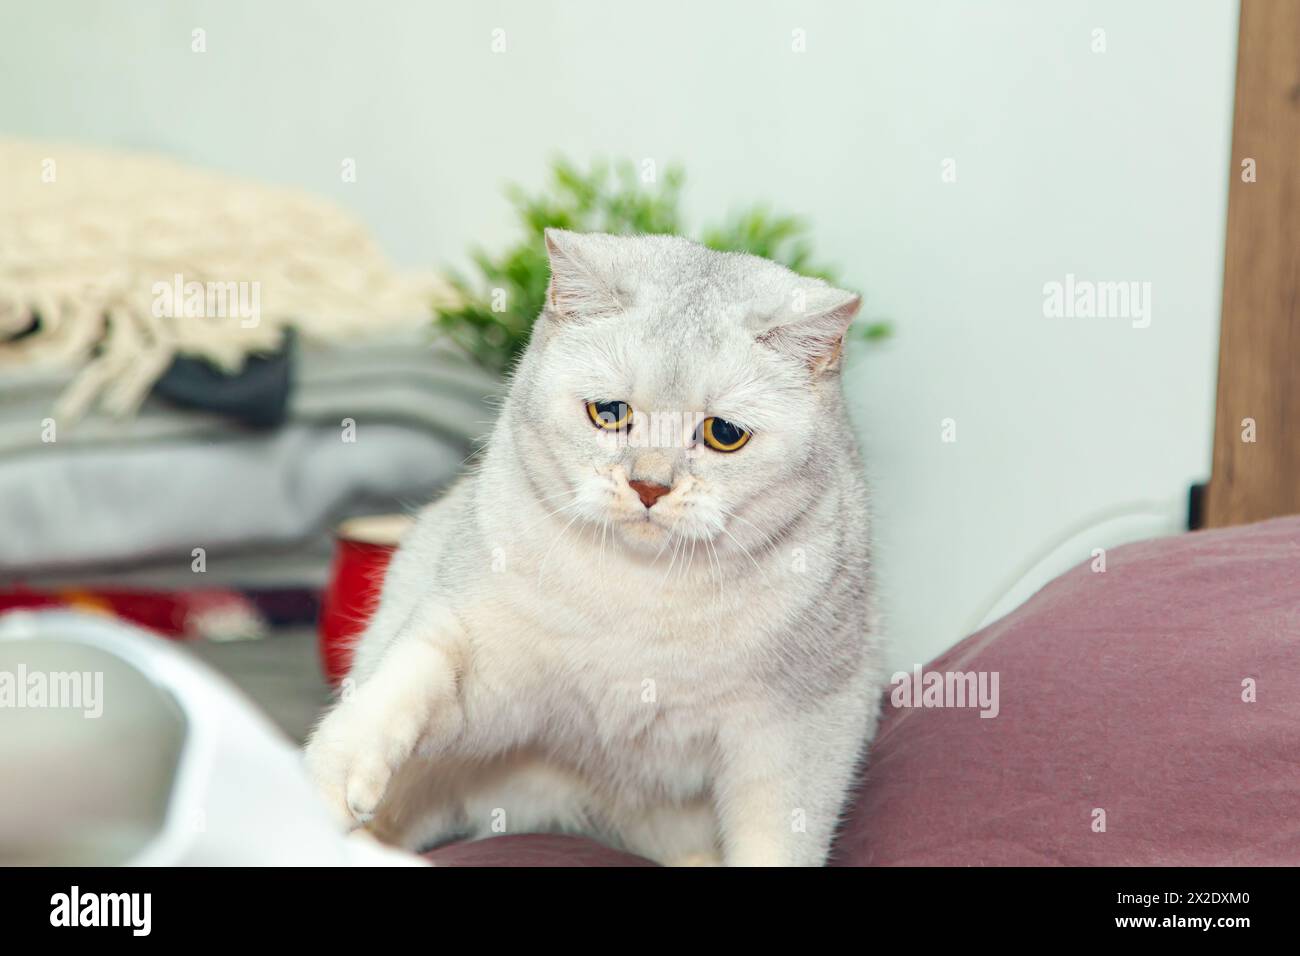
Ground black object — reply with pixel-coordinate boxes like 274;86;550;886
246;586;321;629
1187;481;1206;531
152;329;295;429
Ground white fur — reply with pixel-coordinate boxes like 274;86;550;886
305;231;883;866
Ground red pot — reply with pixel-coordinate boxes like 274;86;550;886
318;515;412;686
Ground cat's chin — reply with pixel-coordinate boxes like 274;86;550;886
614;516;672;550
612;513;713;556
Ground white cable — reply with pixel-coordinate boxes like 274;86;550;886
962;497;1182;638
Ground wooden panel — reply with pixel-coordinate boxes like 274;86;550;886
1204;0;1300;528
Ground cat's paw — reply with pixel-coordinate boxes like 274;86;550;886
304;636;465;829
304;700;410;829
343;752;395;824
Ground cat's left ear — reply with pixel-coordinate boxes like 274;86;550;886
543;228;624;321
756;287;861;375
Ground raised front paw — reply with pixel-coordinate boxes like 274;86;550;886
304;697;417;829
304;634;465;830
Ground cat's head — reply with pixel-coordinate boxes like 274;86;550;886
507;229;860;556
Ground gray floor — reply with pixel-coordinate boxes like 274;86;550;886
183;627;331;744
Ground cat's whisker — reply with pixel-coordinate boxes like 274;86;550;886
456;433;496;469
705;536;724;607
659;527;684;586
709;538;727;640
720;507;777;552
537;506;586;590
599;514;611;572
517;489;585;520
681;537;699;584
718;521;771;584
533;486;585;505
457;447;486;469
719;507;781;561
672;536;689;585
651;522;678;564
514;492;584;539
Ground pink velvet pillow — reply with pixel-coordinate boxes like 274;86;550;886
835;515;1300;865
428;517;1300;866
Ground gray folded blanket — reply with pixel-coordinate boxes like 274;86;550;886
0;332;502;580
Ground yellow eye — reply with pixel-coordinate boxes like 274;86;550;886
700;416;751;452
586;400;633;431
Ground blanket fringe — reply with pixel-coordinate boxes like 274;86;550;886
0;139;458;419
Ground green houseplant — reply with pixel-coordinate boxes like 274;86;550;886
436;158;890;374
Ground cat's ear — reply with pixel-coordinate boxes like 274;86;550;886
543;228;625;321
756;286;861;375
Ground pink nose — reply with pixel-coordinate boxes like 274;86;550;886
629;480;671;509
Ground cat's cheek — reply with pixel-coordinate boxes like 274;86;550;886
749;436;802;480
591;426;629;459
683;505;726;542
572;472;620;521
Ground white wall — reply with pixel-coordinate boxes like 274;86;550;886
0;0;1239;672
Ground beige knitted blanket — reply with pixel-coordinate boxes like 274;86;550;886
0;139;456;419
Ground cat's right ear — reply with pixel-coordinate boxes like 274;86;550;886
544;229;624;321
756;286;861;376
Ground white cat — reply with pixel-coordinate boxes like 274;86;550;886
304;230;883;866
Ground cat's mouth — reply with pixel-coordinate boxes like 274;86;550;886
620;525;679;558
599;505;676;550
621;508;670;535
610;503;723;555
572;470;720;551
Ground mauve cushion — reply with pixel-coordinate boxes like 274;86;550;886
428;517;1300;866
427;833;652;867
838;515;1300;865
